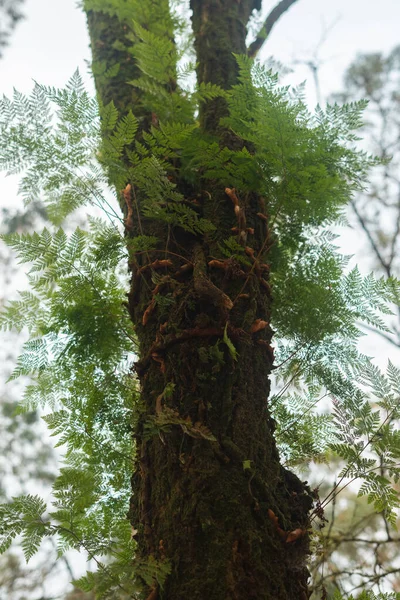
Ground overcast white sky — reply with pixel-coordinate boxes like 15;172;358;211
0;1;400;592
0;4;399;594
262;0;400;102
1;0;400;96
1;0;400;362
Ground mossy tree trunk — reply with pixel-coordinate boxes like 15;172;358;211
85;1;313;598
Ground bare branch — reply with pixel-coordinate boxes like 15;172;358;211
388;183;400;268
350;199;391;277
291;16;341;104
359;322;400;348
248;0;299;59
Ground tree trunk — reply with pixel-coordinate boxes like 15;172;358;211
85;1;313;598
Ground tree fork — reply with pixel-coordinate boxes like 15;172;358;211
85;1;313;598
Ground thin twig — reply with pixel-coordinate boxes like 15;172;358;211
359;322;400;348
350;199;391;277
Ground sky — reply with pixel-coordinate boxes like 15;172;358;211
0;2;397;178
0;0;399;96
2;0;399;360
0;6;399;359
1;0;400;201
0;0;399;594
261;0;400;103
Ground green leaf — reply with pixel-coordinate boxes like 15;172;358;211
223;324;238;361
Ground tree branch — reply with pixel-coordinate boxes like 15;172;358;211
248;0;299;58
350;199;391;278
359;322;400;348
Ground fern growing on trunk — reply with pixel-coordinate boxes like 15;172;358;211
0;1;400;599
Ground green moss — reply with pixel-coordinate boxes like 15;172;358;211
88;1;312;597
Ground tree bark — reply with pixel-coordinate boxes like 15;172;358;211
85;1;313;598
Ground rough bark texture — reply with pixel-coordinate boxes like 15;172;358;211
86;1;313;598
86;10;137;112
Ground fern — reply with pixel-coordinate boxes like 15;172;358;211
332;591;400;600
1;5;400;598
0;495;47;559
